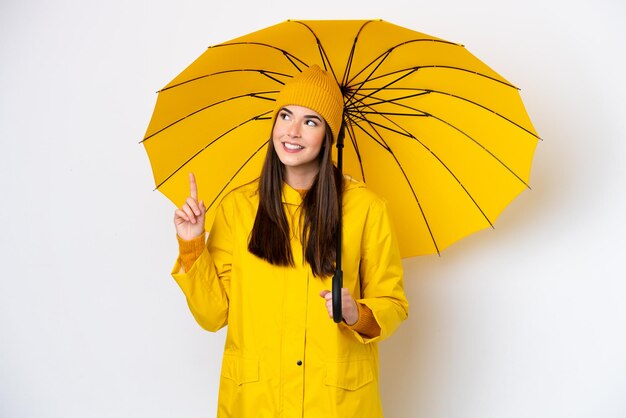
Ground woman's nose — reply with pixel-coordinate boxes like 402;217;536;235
287;122;301;137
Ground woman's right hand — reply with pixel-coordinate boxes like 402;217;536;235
174;173;206;241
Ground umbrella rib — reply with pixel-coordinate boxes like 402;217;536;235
346;38;462;86
350;117;441;254
283;53;304;73
211;42;308;69
341;20;378;88
345;112;397;149
426;89;540;139
351;90;431;117
159;68;291;92
142;91;278;143
369;95;532;187
351;87;541;141
344;38;457;109
258;70;289;85
348;67;419;108
345;49;394;107
352;110;495;228
206;141;268;212
154;111;272;190
352;66;519;98
343;116;367;182
347;112;415;140
355;98;532;188
425;112;532;188
358;110;429;117
359;112;429;117
290;20;340;85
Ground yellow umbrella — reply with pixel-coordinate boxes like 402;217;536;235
143;19;539;258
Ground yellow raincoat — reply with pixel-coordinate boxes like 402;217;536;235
172;177;409;417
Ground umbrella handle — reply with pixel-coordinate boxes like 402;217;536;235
332;269;343;323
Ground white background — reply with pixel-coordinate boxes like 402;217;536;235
1;0;625;417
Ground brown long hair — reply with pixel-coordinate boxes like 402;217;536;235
248;124;343;277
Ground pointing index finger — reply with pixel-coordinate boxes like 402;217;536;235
189;173;198;200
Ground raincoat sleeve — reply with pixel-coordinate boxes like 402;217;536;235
171;200;232;332
351;198;408;344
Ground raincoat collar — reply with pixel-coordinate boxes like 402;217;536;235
281;175;366;206
281;182;304;206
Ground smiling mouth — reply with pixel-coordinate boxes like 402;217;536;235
283;142;304;151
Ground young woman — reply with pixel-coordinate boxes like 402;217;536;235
172;65;408;417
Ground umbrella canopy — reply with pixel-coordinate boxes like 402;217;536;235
143;19;539;257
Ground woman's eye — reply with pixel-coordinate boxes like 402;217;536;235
279;112;290;120
306;120;318;127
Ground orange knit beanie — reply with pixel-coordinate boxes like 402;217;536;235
272;65;344;140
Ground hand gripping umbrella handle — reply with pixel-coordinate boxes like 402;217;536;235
332;269;343;323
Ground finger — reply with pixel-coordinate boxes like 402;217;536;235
189;173;198;200
320;290;330;298
181;204;196;224
325;301;333;317
199;200;206;213
342;289;357;308
174;209;190;223
186;197;201;216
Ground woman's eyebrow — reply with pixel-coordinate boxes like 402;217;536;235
280;107;322;121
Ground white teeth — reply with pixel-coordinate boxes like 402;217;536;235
284;142;304;150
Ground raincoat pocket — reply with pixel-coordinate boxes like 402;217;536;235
324;359;374;390
221;353;259;385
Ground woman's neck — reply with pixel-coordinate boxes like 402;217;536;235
284;166;319;190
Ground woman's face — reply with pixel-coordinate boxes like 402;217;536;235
272;105;326;179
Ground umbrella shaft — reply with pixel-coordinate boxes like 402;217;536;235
333;123;346;323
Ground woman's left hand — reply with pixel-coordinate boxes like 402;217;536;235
320;289;359;325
